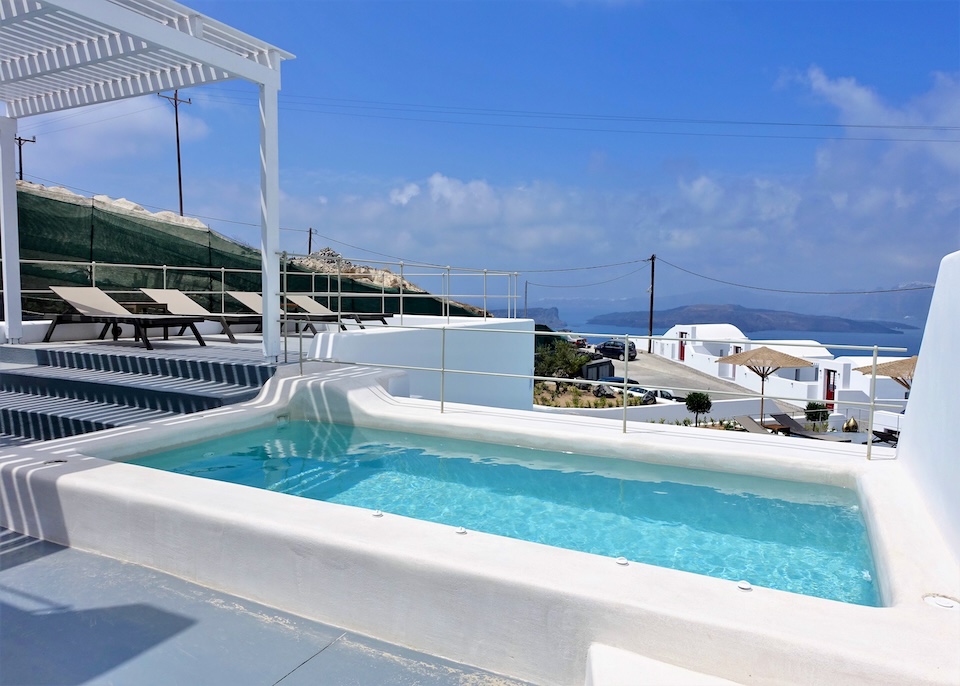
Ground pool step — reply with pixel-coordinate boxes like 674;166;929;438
586;644;743;686
0;344;276;443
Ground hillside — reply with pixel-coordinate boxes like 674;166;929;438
588;304;918;334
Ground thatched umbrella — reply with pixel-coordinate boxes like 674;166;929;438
717;346;813;425
853;355;918;391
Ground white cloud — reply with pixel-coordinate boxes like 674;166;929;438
389;183;420;206
679;176;723;212
803;66;960;172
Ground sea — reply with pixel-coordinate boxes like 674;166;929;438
566;323;923;358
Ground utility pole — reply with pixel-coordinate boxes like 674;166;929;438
308;227;313;254
647;254;656;354
14;136;35;181
158;89;192;215
524;280;528;318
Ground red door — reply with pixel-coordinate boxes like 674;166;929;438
825;369;836;410
679;332;687;361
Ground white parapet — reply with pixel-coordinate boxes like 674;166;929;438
307;315;535;410
897;250;960;564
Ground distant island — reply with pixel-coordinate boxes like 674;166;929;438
491;307;567;330
588;304;919;334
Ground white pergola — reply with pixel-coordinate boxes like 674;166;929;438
0;0;293;360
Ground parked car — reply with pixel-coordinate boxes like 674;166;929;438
564;334;588;348
597;377;656;405
598;376;644;393
594;340;637;361
647;388;681;402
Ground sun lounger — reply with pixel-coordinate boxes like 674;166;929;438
44;286;206;350
872;428;900;446
770;413;851;442
226;291;325;335
735;415;771;434
285;294;391;327
141;288;261;344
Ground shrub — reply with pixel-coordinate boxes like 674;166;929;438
534;339;589;380
685;392;713;427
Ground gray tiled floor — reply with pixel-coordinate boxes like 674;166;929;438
0;529;529;686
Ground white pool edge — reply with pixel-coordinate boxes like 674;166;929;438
2;363;958;685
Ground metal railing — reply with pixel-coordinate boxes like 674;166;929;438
10;254;522;320
5;256;911;459
277;250;520;323
301;323;909;460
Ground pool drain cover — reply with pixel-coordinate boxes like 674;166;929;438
923;594;959;609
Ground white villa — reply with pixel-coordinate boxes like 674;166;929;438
655;322;912;432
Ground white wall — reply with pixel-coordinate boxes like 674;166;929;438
308;315;535;410
897;250;960;564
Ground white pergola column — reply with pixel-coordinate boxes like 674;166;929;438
0;117;23;344
259;81;281;361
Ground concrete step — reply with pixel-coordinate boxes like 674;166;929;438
0;365;261;414
0;390;177;442
33;346;275;387
0;343;277;443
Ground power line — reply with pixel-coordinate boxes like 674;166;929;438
522;257;651;273
203;87;960;132
18;103;166;136
526;264;649;289
18;86;959;146
657;257;934;295
215;97;960;144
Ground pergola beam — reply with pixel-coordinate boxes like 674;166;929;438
0;33;154;86
0;0;292;360
7;62;233;117
43;0;283;86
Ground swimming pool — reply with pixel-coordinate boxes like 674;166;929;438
131;420;880;606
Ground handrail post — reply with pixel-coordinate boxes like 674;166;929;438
622;333;630;433
162;265;168;289
337;257;343;316
866;345;879;460
483;269;488;318
91;261;96;287
440;327;446;413
399;261;405;325
220;266;226;313
282;251;289;363
446;265;451;322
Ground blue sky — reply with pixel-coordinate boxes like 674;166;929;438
18;0;960;313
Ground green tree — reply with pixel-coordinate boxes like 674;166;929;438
805;401;829;424
534;340;588;381
685;392;713;428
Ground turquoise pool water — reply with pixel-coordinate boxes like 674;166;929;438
131;421;880;606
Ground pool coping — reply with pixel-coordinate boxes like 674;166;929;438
2;362;958;685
